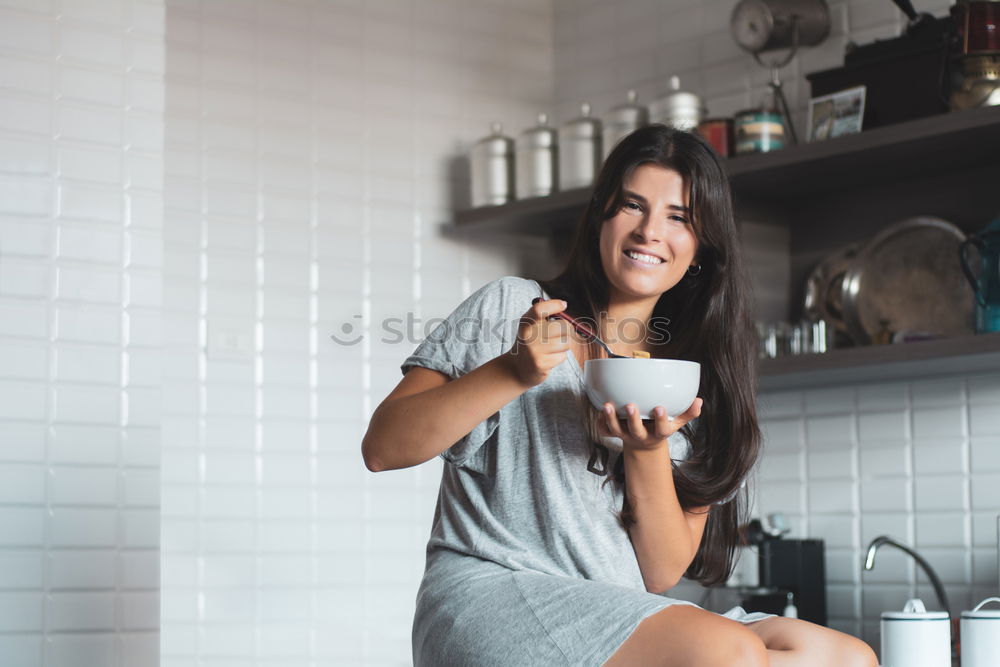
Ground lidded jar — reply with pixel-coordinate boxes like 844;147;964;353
880;598;951;667
516;113;558;200
558;103;603;191
602;90;649;161
961;597;1000;667
470;122;514;208
649;76;707;131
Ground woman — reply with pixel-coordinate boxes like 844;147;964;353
362;125;876;666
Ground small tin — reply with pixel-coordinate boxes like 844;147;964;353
697;117;735;157
734;109;786;155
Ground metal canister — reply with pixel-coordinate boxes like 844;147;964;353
470;122;514;207
697;117;735;157
515;113;558;199
961;597;1000;667
734;109;786;155
602;90;649;161
558;103;602;191
649;76;706;131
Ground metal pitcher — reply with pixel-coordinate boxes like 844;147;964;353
959;216;1000;334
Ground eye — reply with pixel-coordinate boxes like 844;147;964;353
622;200;643;213
668;214;689;224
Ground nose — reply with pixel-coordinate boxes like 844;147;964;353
631;212;666;243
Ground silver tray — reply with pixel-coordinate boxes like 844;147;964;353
841;216;974;346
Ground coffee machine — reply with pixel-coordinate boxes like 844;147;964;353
741;537;828;626
735;517;827;625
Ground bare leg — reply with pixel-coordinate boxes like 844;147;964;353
603;605;769;667
747;616;878;667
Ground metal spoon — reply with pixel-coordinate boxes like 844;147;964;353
531;297;628;359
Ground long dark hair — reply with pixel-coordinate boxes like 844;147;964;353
537;124;760;586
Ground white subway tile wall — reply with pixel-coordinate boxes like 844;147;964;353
0;0;164;665
160;1;551;665
755;375;1000;646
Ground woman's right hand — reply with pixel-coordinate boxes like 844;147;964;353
501;298;574;388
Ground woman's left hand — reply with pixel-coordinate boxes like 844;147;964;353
597;398;703;452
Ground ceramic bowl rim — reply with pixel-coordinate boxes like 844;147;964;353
583;358;700;368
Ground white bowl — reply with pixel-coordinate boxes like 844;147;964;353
583;358;701;419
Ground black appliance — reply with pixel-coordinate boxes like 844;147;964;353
741;538;828;626
806;2;955;128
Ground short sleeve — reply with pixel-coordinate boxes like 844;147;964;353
399;276;531;467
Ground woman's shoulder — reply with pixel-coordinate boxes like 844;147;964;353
444;276;542;326
470;276;545;306
487;275;544;295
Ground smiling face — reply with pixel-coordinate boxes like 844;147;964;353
599;163;699;310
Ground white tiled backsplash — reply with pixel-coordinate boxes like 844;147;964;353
0;1;164;666
2;0;998;665
755;377;1000;645
158;1;550;666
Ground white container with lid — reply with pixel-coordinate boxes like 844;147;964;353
961;597;1000;667
602;90;649;161
470;122;514;208
880;598;951;667
516;113;558;200
558;103;602;191
649;76;706;132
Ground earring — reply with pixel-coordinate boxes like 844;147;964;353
687;263;702;277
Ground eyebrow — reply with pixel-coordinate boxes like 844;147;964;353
623;190;690;214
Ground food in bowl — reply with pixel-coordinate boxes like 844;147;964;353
583;358;700;419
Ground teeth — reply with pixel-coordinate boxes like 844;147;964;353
625;250;663;265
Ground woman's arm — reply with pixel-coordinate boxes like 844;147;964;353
598;400;705;593
362;298;572;472
362;357;529;471
623;444;710;593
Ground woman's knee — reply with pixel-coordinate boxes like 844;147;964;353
839;634;878;667
604;606;767;667
721;624;769;667
747;616;877;667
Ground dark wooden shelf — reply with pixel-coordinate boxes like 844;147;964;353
450;186;589;237
758;332;1000;391
728;104;1000;201
452;105;1000;234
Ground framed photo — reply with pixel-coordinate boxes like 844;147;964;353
807;86;866;142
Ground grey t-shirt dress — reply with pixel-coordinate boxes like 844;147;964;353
401;276;770;666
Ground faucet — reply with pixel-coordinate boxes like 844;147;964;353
863;535;951;615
